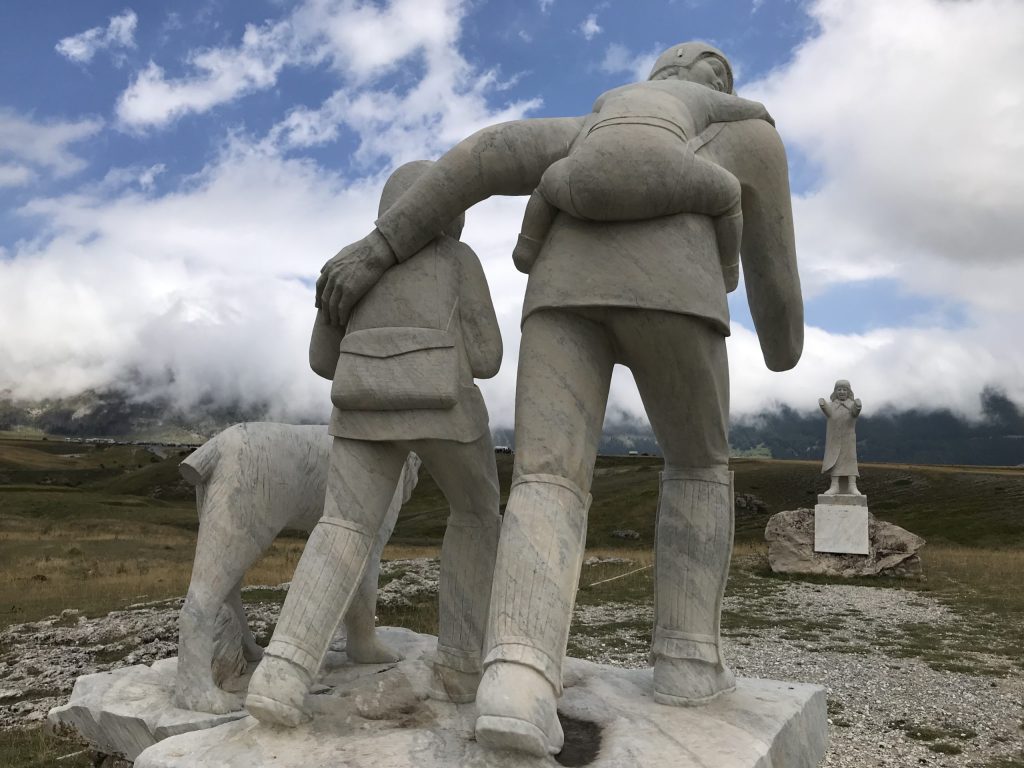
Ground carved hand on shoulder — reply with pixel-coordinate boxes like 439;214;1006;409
315;230;396;326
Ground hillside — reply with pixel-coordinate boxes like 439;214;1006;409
2;436;1022;550
3;385;1023;465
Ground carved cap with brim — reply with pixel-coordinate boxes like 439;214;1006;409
647;41;734;94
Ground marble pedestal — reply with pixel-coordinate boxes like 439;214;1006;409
119;628;826;768
814;494;869;555
47;658;248;761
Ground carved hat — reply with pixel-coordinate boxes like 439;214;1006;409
647;41;734;94
379;160;465;240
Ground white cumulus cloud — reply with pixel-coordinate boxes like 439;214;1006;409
0;109;103;181
579;14;602;41
56;9;138;64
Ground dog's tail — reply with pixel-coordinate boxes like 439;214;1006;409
179;438;219;486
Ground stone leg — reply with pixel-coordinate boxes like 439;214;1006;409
415;435;501;703
342;468;405;665
175;485;269;715
612;310;733;707
245;439;407;727
476;309;613;756
476;474;590;756
225;580;263;662
825;475;840;495
651;467;736;705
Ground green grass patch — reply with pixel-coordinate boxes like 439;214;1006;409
0;727;92;768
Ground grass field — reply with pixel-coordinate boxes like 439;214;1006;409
3;435;1024;627
1;434;1023;766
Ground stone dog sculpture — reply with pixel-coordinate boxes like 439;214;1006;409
819;379;863;495
515;45;773;292
245;161;504;726
173;422;420;714
308;39;803;758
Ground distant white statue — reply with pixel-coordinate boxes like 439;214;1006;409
818;380;862;496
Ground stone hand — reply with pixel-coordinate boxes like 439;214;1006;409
315;229;397;326
818;398;826;406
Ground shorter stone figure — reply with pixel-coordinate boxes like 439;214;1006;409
512;42;774;292
245;160;503;727
173;422;420;714
819;379;862;496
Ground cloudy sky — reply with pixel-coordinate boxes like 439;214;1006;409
1;0;1022;429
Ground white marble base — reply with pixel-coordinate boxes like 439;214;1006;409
47;658;248;761
814;494;869;555
131;628;826;768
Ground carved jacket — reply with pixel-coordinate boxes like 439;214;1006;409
373;116;803;372
311;235;502;444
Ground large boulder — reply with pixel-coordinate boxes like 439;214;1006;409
765;508;925;578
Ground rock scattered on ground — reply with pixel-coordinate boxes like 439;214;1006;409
2;556;1021;768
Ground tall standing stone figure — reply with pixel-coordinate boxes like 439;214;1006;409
306;41;803;757
244;161;504;726
819;379;862;496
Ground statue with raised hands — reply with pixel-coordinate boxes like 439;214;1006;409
819;379;863;496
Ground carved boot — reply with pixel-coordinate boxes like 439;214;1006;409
651;467;736;706
430;513;501;703
475;474;590;756
245;517;375;726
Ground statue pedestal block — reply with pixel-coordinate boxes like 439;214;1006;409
124;628;826;768
47;658;248;761
814;494;869;555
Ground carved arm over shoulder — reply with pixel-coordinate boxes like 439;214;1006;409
316;117;586;326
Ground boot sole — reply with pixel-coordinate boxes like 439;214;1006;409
653;683;736;708
476;715;557;756
244;694;310;727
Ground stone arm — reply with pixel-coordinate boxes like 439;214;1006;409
697;119;803;371
700;89;774;127
316;117;586;326
376;117;587;261
818;398;832;417
456;241;503;379
852;398;862;417
309;310;344;379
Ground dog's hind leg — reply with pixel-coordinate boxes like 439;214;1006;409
226;579;264;662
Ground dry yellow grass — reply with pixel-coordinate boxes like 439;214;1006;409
0;517;309;626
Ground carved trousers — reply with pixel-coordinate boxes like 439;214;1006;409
485;307;731;691
267;432;500;677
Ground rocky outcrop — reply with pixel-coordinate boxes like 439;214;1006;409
765;508;925;578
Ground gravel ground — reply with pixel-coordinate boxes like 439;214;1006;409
2;558;1021;767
